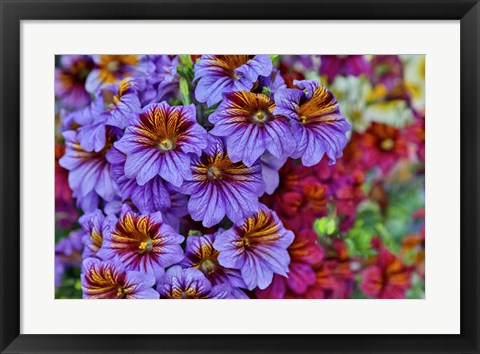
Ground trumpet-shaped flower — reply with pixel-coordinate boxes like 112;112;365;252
194;55;273;107
274;80;351;166
214;205;294;290
97;207;184;276
209;91;295;166
115;102;207;187
181;136;265;227
81;257;159;299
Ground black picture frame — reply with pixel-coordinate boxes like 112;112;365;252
1;0;479;353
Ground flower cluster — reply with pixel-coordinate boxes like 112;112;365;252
55;54;425;299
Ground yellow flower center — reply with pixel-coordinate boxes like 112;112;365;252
200;259;216;275
252;111;270;124
117;287;126;299
106;61;120;72
158;139;175;152
207;166;222;181
380;138;395;151
138;238;153;254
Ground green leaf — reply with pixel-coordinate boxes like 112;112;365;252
179;77;191;105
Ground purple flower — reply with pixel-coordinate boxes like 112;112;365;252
181;136;265;227
59;97;104;131
81;257;159;299
274;80;351;166
137;55;179;105
194;55;273;107
157;266;229;299
55;55;94;109
209;90;295;167
105;77;141;129
254;68;286;96
59;128;120;201
180;232;246;290
213;205;294;290
85;55;148;94
97;207;184;277
78;209;117;258
108;147;171;214
320;55;371;84
114;102;207;187
55;230;84;286
260;152;287;195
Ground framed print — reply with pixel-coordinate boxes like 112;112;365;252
0;0;479;353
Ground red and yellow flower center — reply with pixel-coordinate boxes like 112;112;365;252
298;85;339;125
235;209;280;250
97;55;139;85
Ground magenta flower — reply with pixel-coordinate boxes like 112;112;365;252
81;257;159;299
194;55;273;107
213;205;294;290
181;136;265;227
274;80;351;166
209;90;295;167
319;55;371;84
114;102;207;187
97;207;184;277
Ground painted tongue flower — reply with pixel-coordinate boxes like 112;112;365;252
181;136;265;227
55;55;94;109
360;121;408;174
78;209;117;258
360;239;413;299
194;55;273;107
213;205;295;290
114;102;207;187
157;265;229;299
274;80;351;166
97;207;184;276
85;55;145;93
59;128;120;202
104;77;141;129
180;232;246;290
209;90;295;167
256;229;324;298
319;55;371;84
81;257;159;299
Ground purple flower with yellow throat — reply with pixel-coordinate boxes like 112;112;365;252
209;91;295;167
180;232;247;291
85;55;147;93
97;206;184;277
59;128;120;202
55;55;94;109
81;257;159;299
114;102;207;187
79;209;117;258
104;77;141;129
213;205;294;290
157;265;229;299
194;55;273;107
274;80;351;166
181;136;265;228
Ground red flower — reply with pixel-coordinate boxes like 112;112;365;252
361;122;409;174
360;239;413;299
